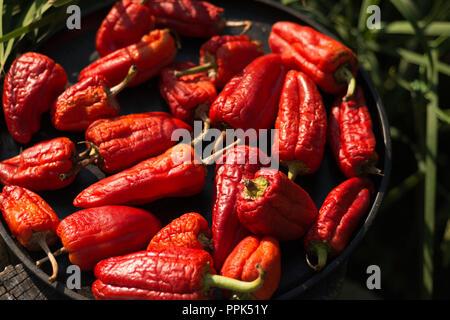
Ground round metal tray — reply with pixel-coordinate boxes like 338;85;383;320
0;0;391;300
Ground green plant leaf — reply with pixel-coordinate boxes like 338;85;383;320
381;21;450;36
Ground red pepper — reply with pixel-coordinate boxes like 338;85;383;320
237;168;318;241
84;111;192;174
147;212;212;251
2;52;68;144
304;177;374;271
79;28;176;87
96;0;155;57
273;70;327;180
269;21;358;97
173;35;264;89
221;235;280;300
55;205;161;271
0;185;60;281
209;53;286;131
92;246;265;300
51;65;137;131
328;86;381;178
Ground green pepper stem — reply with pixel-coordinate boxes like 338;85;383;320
204;264;265;293
109;65;138;96
173;62;215;78
242;177;269;200
305;242;330;271
36;233;58;282
335;65;356;101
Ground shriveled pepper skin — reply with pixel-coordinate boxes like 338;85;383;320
0;185;60;251
147;212;212;251
0;137;79;191
273;70;327;177
2;52;68;144
96;0;155;57
328;86;378;178
269;21;358;95
57;205;161;271
143;0;225;38
209;53;286;130
79;29;176;87
237;168;318;241
221;236;280;300
85;112;192;173
159;62;217;124
73;143;206;208
92;247;215;300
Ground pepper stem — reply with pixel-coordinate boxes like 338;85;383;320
201;137;242;166
36;247;67;267
36;233;58;282
335;65;356;101
285;160;309;180
203;264;265;293
191;104;211;147
60;142;100;181
109;65;138;96
305;241;330;271
226;20;253;35
242;177;269;200
173;62;215;78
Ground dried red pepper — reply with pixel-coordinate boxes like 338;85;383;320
51;65;137;131
147;212;212;251
304;177;374;271
84;111;192;174
79;28;176;87
269;21;358;98
96;0;155;57
237;168;318;241
2;52;68;144
221;235;280;300
92;247;265;300
0;185;60;281
273;70;327;180
328;86;381;178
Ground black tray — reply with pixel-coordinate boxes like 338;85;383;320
0;0;391;300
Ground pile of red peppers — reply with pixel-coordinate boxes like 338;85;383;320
0;0;383;300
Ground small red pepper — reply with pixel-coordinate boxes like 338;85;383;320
2;52;68;144
221;235;281;300
0;185;60;281
92;247;265;300
304;177;374;271
269;21;358;98
96;0;155;57
84;111;192;174
328;86;381;178
147;212;212;251
273;70;327;180
51;65;137;131
79;28;176;87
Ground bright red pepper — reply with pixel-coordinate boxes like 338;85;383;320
79;28;176;87
328;86;380;178
84;111;192;174
96;0;155;57
269;21;358;97
2;52;68;144
221;235;281;300
304;177;374;271
272;70;327;180
92;247;265;300
237;168;318;241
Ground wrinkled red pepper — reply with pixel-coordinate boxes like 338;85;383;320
79;28;176;87
56;205;161;271
237;168;318;241
269;21;358;97
273;70;327;180
92;246;265;300
304;177;374;271
328;86;380;178
2;52;68;144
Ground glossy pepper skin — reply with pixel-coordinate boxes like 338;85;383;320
304;177;374;271
221;236;280;300
237;168;318;241
209;53;286;131
2;52;68;144
96;0;155;57
269;21;358;95
73;143;206;208
159;62;217;124
273;70;327;180
57;205;161;271
328;86;379;178
147;212;212;251
85;111;192;173
79;29;176;87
